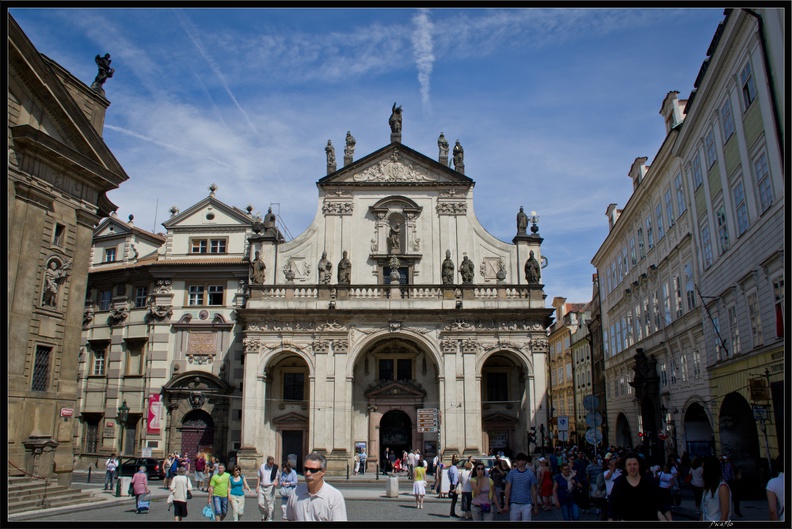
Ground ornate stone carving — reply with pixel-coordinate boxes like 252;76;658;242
483;340;523;352
242;337;262;353
436;202;467;215
155;280;172;293
445;319;473;331
148;304;173;320
312;340;330;354
353;151;438;183
42;258;71;308
187;354;213;365
317;320;347;331
333;340;349;353
83;303;94;327
440;338;458;353
461;339;480;353
189;390;206;409
110;306;129;325
355;327;384;335
322;201;354;215
403;327;431;335
531;338;549;352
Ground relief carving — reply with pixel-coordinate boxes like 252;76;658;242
436;202;467;215
322;201;354;215
155;279;172;293
353;151;438;183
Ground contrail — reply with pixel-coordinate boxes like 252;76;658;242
412;9;435;112
105;124;232;169
173;9;259;135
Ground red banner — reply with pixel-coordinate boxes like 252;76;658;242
147;394;162;434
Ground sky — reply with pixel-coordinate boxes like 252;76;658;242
9;7;727;305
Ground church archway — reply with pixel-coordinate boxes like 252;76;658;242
615;413;632;448
380;410;412;466
181;409;214;459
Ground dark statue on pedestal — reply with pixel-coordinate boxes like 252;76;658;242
524;250;541;284
91;53;114;93
441;249;454;285
337;251;351;284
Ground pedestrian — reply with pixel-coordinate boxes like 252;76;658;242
211;456;219;477
383;448;391;473
448;455;460;517
553;462;583;521
131;465;150;513
459;460;474;518
689;456;705;516
490;458;508;509
104;453;119;491
503;452;539;521
657;463;675;514
163;454;174;489
720;454;742;517
278;461;298;521
608;452;670;521
285;452;347;521
766;453;784;521
537;457;553;510
169;466;193;522
207;462;230;522
359;448;367;475
407;450;416;480
701;455;733;522
256;455;279;521
433;454;444;496
228;465;252;521
354;451;360;475
471;461;502;520
413;459;427;509
169;453;180;485
194;452;206;492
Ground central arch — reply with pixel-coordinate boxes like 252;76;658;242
380;410;413;466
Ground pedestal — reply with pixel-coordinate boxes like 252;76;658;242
386;475;400;497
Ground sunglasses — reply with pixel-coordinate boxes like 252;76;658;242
303;467;324;474
476;467;485;470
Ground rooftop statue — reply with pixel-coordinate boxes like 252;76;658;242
459;255;474;284
389;103;403;133
325;140;335;165
344;131;356;158
338;251;351;284
91;53;115;92
437;133;449;158
517;206;529;234
452;140;464;169
524;250;541;284
441;249;454;285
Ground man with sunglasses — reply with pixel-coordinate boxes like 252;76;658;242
286;452;347;521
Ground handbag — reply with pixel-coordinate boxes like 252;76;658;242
203;504;215;520
128;483;134;496
187;490;193;500
479;503;491;513
167;492;174;504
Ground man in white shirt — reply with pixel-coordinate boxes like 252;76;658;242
256;455;279;521
407;450;416;480
603;456;622;520
104;453;119;490
286;452;347;521
767;454;784;521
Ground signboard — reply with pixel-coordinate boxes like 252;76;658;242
585;428;602;445
141;447;152;458
60;408;74;417
752;404;768;421
585;412;603;428
147;394;162;434
749;378;770;401
583;395;599;411
658;431;670;440
417;408;438;432
557;416;569;431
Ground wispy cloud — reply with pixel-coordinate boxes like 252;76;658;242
173;9;259;135
412;9;435;112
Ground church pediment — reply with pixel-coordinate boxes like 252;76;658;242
162;371;233;395
273;412;309;425
162;195;254;229
319;143;474;187
364;379;427;398
482;412;518;424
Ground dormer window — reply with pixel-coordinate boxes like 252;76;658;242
105;248;116;262
191;238;227;254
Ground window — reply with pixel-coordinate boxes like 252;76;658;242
660;361;667;386
609;324;616;357
629;237;637;266
622;247;629;277
637;228;646;259
283;372;305;401
99;289;112;311
664;189;675;228
728;305;740;356
53;224;66;246
188;286;204;305
721;98;735;140
486;372;508;402
715;205;729;254
84;417;100;453
643;297;651;337
646;216;654;249
747;291;763;347
773;274;784;338
685;263;696;310
680;352;689;382
701;224;713;269
704;128;717;168
92;347;106;376
105;248;116;263
670;356;677;384
126;341;144;376
732;179;749;236
620;375;625;396
191;239;227;254
566;363;572;381
603;328;609;358
626;310;634;347
655;203;665;240
652;291;661;332
673;275;683;318
208;285;224;305
675;173;687;216
740;62;756;108
615;319;622;354
692;156;703;188
692;349;702;379
635;303;643;341
753;151;774;212
134;286;148;308
378;358;412;381
663;282;672;325
713;315;724;360
31;345;51;391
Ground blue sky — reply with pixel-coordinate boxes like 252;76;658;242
10;7;726;304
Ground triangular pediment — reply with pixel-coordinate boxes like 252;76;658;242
94;216;131;239
482;412;519;424
319;143;474;187
162;371;233;395
273;412;309;425
364;379;427;398
162;195;255;229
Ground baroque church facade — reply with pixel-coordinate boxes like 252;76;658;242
76;114;553;475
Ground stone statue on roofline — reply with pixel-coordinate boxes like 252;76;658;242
91;53;115;93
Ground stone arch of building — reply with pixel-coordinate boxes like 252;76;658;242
681;400;714;458
259;347;315;376
475;347;533;376
615;412;633;449
346;330;442;380
719;391;762;488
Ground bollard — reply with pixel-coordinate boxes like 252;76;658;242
87;467;92;483
115;476;120;497
346;463;349;480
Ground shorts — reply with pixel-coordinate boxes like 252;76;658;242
195;471;205;482
173;500;188;517
212;495;229;516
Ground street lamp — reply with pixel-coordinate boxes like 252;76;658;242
117;400;129;455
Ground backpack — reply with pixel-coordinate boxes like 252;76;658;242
171;459;180;473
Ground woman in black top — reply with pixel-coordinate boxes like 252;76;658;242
608;453;672;521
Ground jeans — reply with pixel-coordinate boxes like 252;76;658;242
509;503;533;521
105;470;116;490
212;495;228;516
472;504;494;521
461;492;472;514
449;490;458;515
561;502;580;521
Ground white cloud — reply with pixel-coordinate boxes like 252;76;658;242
411;9;435;112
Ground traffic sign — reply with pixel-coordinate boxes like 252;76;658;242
585;428;602;445
585;412;603;428
658;431;669;440
557;416;568;431
583;395;599;411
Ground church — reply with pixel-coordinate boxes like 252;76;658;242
79;107;553;475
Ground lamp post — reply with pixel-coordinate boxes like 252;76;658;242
117;400;129;455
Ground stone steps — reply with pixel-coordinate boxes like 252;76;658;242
8;477;106;514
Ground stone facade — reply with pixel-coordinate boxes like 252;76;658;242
8;16;128;485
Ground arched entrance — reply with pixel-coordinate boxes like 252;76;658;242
481;352;526;458
719;392;761;492
682;402;713;457
615;413;632;448
181;409;214;458
380;410;412;464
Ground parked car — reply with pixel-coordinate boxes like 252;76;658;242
119;457;165;480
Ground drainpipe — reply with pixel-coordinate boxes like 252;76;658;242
743;9;784;167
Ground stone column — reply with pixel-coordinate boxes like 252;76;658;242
237;345;264;475
368;406;383;472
